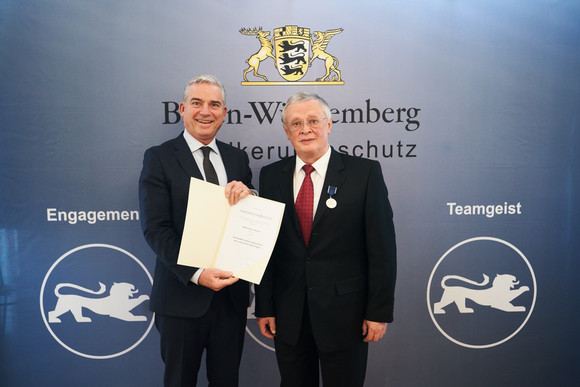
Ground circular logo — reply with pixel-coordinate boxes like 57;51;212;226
427;237;536;349
40;244;154;359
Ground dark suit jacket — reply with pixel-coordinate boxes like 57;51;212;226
255;149;396;352
139;132;252;318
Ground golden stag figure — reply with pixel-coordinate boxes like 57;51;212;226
240;27;275;82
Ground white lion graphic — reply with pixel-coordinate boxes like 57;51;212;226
48;282;150;323
433;274;529;314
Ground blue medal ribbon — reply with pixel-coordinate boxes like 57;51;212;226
326;186;338;209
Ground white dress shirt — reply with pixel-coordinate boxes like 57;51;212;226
183;130;228;187
293;146;332;219
182;130;228;284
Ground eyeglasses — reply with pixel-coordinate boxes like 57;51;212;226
286;118;327;132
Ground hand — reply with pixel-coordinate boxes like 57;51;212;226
224;180;252;205
198;268;239;291
257;317;277;339
362;320;387;342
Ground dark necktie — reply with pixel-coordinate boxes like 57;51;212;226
201;146;219;185
295;164;315;247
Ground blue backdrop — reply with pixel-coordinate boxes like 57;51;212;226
1;0;578;386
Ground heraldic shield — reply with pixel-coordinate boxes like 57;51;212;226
274;25;311;81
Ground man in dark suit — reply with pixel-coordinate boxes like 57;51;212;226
139;75;254;387
255;92;397;387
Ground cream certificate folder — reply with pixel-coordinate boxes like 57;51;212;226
177;177;285;284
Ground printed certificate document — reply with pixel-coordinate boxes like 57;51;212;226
177;178;285;284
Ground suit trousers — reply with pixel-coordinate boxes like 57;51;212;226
155;289;247;387
274;302;369;387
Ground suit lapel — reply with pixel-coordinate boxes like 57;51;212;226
279;156;300;232
173;133;203;179
216;141;232;181
312;149;346;230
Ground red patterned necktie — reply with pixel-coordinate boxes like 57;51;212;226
295;164;315;247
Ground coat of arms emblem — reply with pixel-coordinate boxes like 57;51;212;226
240;25;344;85
273;26;310;81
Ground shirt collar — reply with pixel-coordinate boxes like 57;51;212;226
295;146;332;177
183;130;219;155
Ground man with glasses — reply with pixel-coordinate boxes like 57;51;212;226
255;91;397;386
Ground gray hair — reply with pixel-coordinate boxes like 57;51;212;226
281;91;331;123
183;74;226;104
